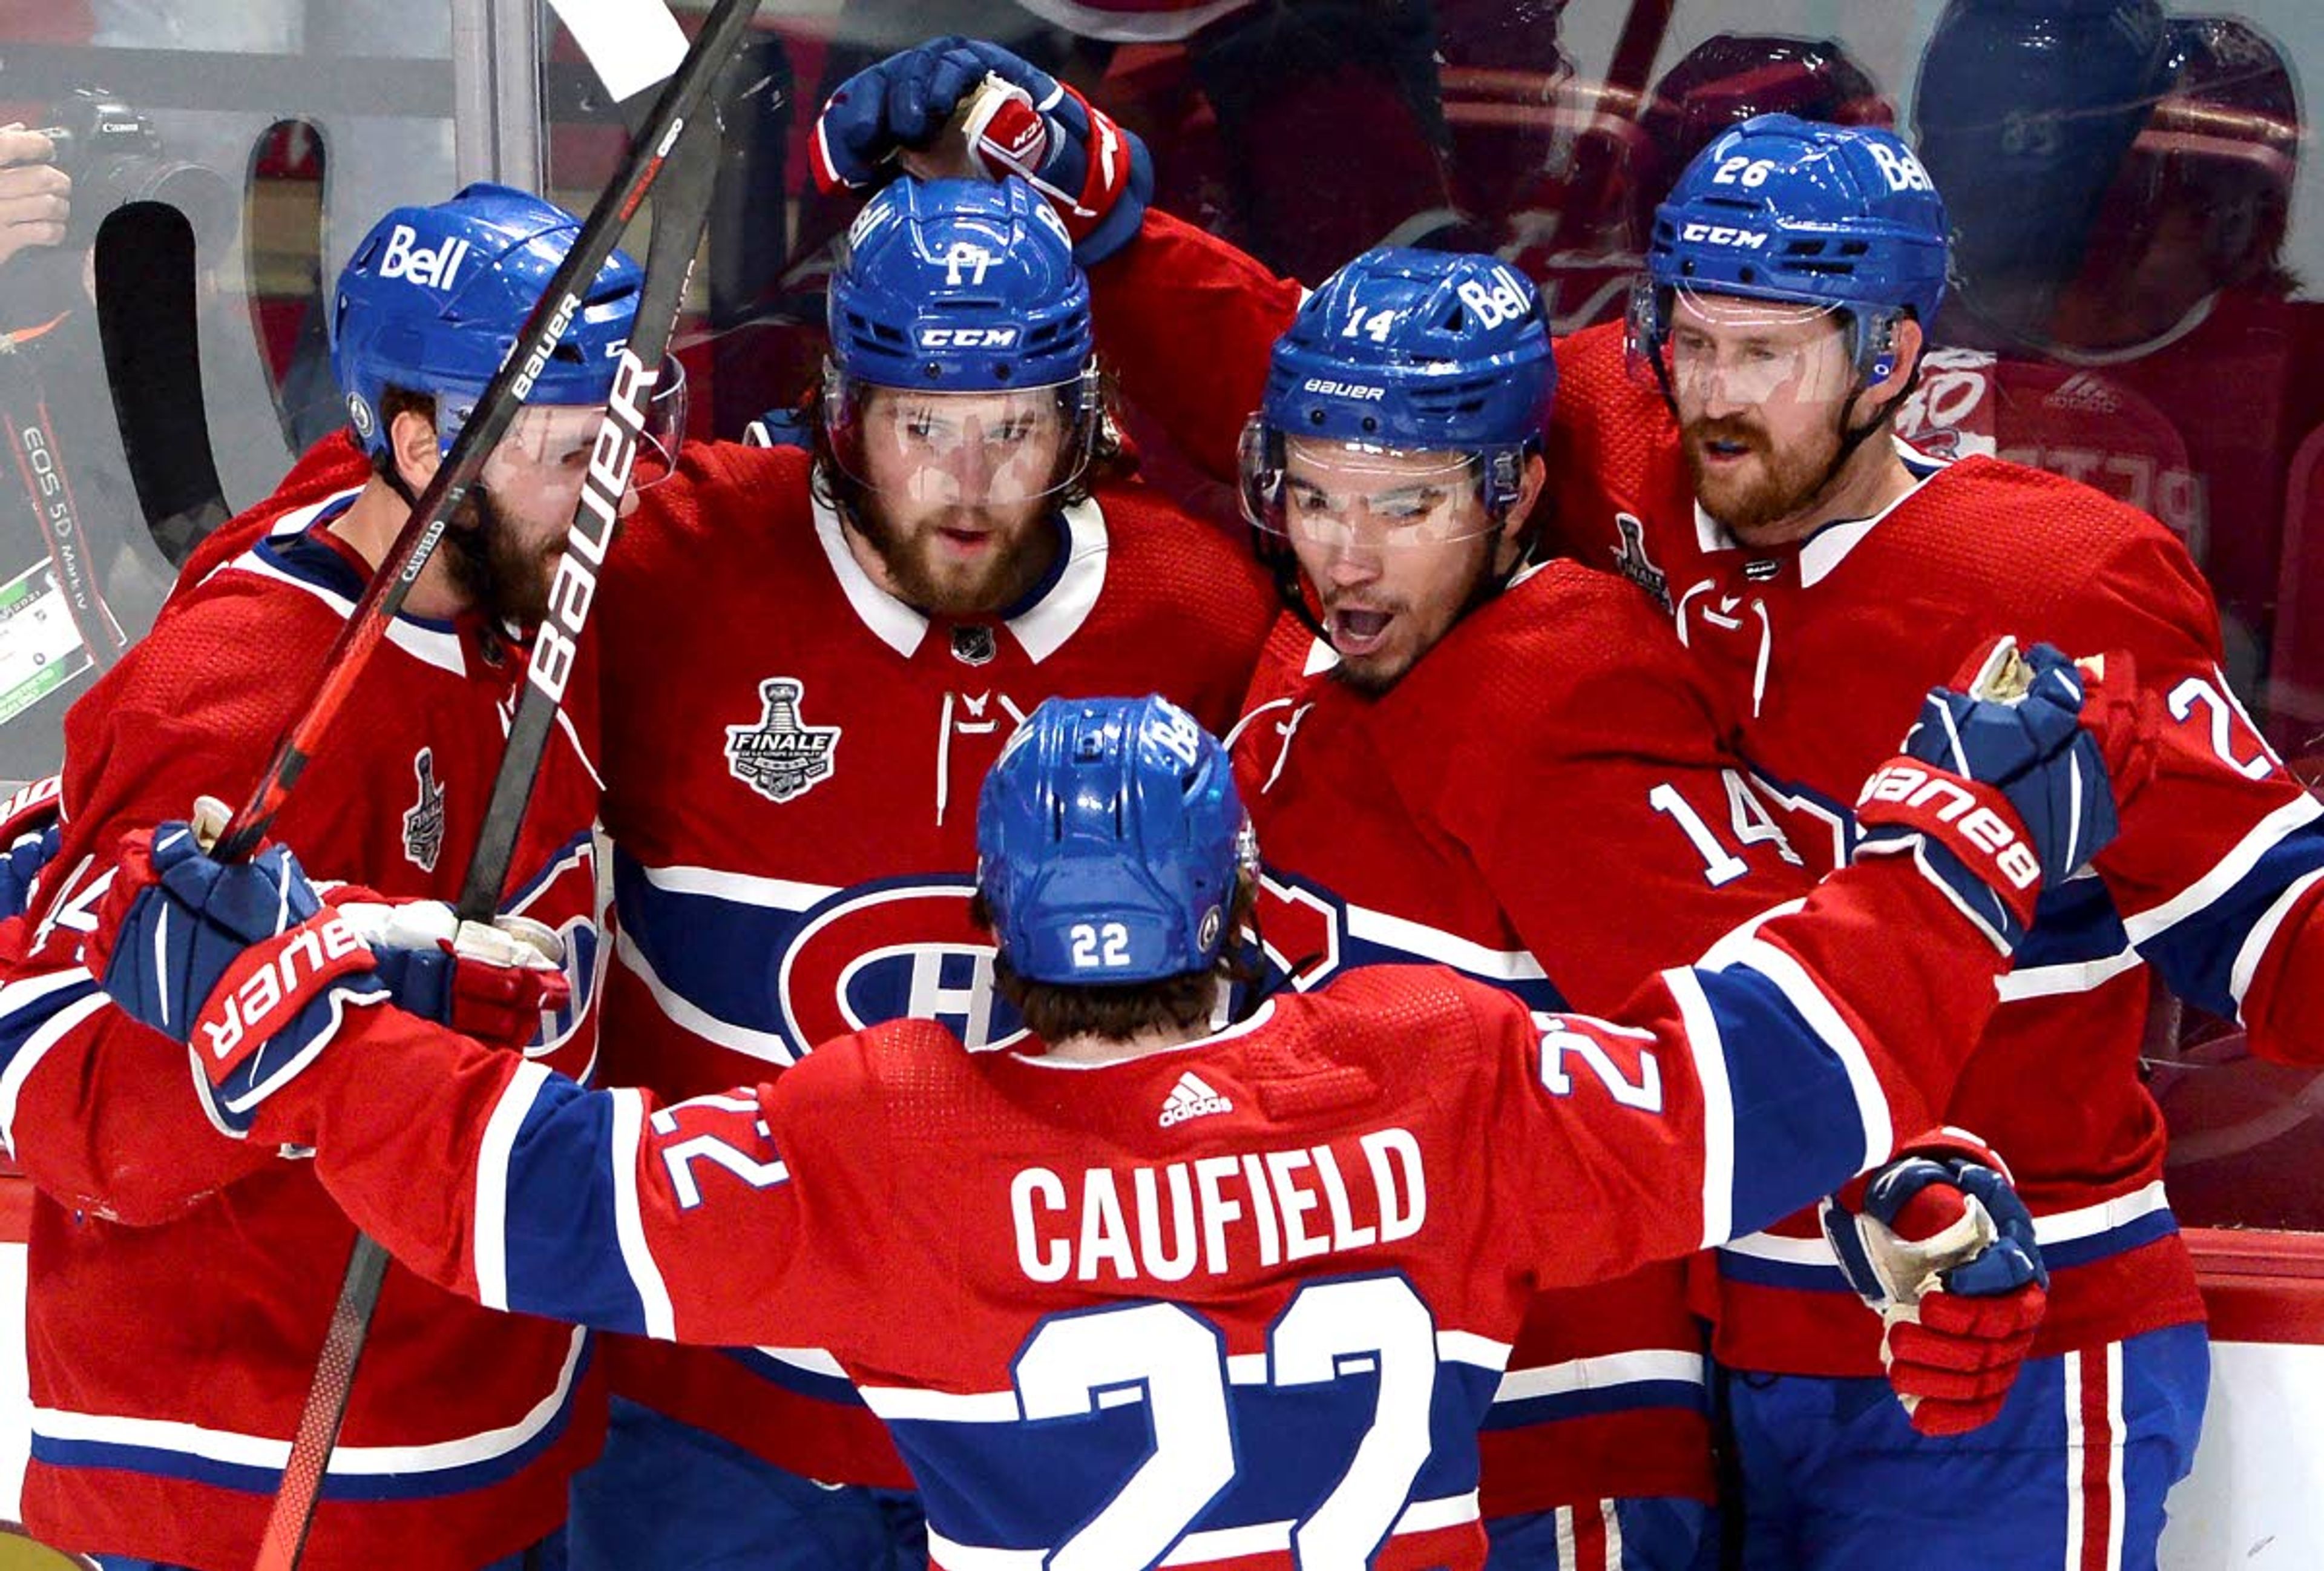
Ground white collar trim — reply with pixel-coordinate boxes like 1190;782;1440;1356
812;482;930;659
1692;438;1945;587
809;479;1111;664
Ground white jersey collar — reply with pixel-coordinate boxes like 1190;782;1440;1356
1692;438;1946;588
810;473;1111;664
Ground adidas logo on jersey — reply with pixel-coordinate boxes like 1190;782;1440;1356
2043;372;2122;417
1159;1071;1233;1127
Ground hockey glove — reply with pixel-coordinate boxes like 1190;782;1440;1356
743;403;813;452
327;898;570;1053
1822;1131;2049;1437
812;37;1154;264
86;797;389;1135
1853;638;2120;951
0;773;62;921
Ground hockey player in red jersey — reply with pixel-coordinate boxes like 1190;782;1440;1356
1224;248;1816;1566
803;48;2324;1566
0;186;628;1570
565;174;1275;1567
59;669;2119;1571
1540;116;2324;1567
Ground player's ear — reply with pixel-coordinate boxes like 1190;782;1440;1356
389;409;442;497
1866;315;1925;404
1492;453;1548;576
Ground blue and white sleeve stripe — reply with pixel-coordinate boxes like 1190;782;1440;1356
484;1073;674;1338
2126;799;2324;1018
0;967;106;1159
1673;947;1895;1244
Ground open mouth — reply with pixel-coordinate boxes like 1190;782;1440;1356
1330;606;1394;656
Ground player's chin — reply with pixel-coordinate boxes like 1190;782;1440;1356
1330;643;1416;696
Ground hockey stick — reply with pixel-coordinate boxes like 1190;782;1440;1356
93;200;232;568
246;20;745;1571
211;0;755;869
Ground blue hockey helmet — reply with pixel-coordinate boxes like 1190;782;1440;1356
330;182;646;461
1913;0;2177;329
822;176;1103;502
1636;114;1949;381
977;695;1253;987
1240;247;1554;546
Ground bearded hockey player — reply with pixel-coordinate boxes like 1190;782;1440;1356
809;45;2324;1564
69;663;2120;1569
0;185;627;1569
569;174;1275;1566
1542;115;2324;1567
1226;248;1815;1566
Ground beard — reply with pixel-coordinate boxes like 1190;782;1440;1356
440;487;561;627
853;502;1055;617
1680;413;1847;542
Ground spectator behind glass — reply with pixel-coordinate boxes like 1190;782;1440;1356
1912;4;2324;732
1437;32;1892;335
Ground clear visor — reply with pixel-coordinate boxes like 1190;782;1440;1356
448;354;689;493
1635;286;1860;409
824;364;1100;509
1238;418;1498;549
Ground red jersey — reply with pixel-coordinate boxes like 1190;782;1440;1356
0;476;610;1570
1229;565;1816;1512
1895;347;2206;558
1543;318;2324;1378
591;442;1275;1485
228;841;2004;1571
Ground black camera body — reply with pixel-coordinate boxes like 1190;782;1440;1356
36;86;235;252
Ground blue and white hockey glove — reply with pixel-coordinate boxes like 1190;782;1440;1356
1853;637;2121;950
1822;1131;2049;1437
812;36;1154;264
742;403;813;452
0;773;63;921
86;798;389;1135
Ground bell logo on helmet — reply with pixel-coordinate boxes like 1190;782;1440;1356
346;394;375;441
376;224;471;291
1679;222;1770;250
1455;269;1531;331
1865;141;1936;195
919;326;1021;349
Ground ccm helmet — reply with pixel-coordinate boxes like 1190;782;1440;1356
1636;114;1949;384
823;175;1103;504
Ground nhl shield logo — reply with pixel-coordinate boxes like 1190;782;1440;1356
402;747;445;873
726;678;841;804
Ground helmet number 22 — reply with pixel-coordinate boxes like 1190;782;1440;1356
1070;921;1133;969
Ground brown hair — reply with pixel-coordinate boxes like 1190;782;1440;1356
369;384;438;490
970;874;1262;1046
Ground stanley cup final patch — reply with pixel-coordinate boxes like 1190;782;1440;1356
726;677;841;803
402;746;446;872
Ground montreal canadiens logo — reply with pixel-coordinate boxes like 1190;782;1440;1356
778;876;1029;1052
